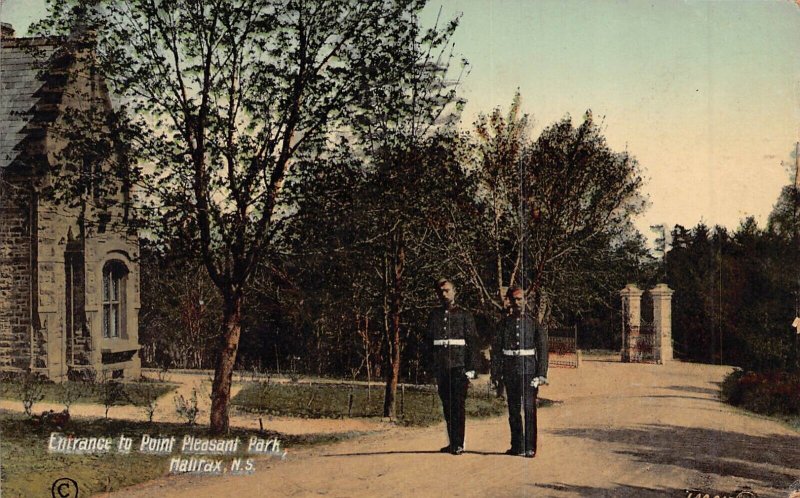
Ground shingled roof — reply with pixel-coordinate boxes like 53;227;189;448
0;37;57;171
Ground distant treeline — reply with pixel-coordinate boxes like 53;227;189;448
667;185;799;372
139;186;800;378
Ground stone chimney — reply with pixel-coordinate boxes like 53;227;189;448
1;23;14;39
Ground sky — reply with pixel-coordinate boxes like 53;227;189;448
2;0;799;241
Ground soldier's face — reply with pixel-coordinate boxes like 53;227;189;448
510;291;525;312
437;283;455;305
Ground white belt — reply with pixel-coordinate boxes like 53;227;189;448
434;339;466;346
503;348;536;356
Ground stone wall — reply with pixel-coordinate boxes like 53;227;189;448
36;198;86;380
0;176;141;380
0;175;35;370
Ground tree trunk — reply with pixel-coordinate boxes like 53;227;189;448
365;314;371;390
383;230;404;418
494;200;504;304
210;291;243;434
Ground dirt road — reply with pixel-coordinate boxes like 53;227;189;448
102;359;800;498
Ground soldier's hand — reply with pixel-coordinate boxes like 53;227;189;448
465;370;476;380
530;376;548;388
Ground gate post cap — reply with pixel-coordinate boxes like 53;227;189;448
650;283;674;297
620;283;643;297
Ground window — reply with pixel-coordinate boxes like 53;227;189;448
102;261;127;339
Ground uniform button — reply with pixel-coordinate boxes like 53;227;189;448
444;317;448;322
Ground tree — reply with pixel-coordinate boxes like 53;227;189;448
285;132;475;416
346;9;466;418
463;91;531;316
440;101;647;329
666;218;795;370
37;0;447;433
282;7;466;417
518;111;646;315
138;242;222;370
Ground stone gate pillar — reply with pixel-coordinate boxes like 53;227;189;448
651;283;674;363
619;284;643;362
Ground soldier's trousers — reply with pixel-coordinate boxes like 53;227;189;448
437;367;468;449
504;371;539;453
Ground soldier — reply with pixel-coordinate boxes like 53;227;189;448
426;278;478;455
493;286;548;458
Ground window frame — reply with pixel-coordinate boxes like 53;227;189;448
102;261;128;339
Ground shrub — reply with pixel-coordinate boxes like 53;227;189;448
721;369;800;416
131;382;161;423
101;381;129;419
57;382;83;413
16;372;46;417
174;389;200;425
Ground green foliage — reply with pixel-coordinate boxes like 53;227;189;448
35;0;463;431
232;381;510;427
667;217;796;370
514;112;647;314
720;369;800;416
440;100;651;332
767;185;800;239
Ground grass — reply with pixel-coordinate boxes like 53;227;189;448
0;410;363;497
232;381;549;427
0;379;177;408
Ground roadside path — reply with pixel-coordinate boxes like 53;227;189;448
100;360;800;497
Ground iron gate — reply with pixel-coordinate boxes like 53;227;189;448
548;325;578;368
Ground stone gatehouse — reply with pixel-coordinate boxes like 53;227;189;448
0;23;141;381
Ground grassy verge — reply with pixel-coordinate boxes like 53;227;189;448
232;381;552;427
720;369;800;415
720;368;800;432
0;379;176;408
0;410;362;497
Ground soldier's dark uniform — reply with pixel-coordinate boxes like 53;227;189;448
426;305;478;452
493;311;548;455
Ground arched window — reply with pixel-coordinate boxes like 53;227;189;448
102;261;128;339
